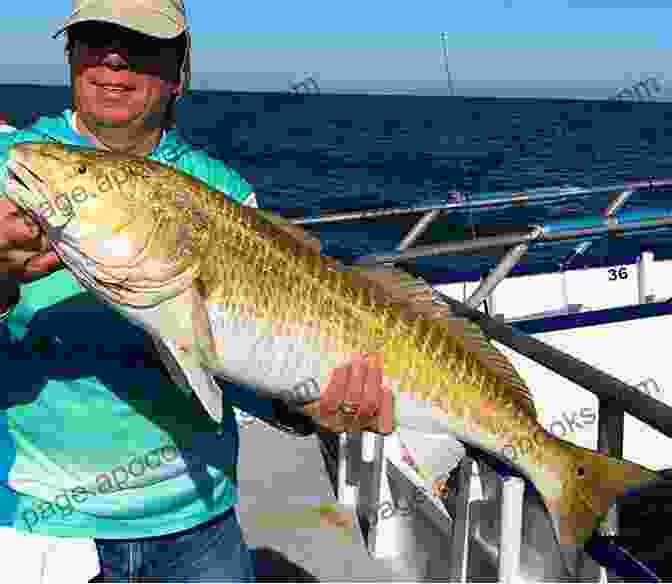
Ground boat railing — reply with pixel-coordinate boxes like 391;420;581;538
291;179;672;225
288;178;672;582
290;178;672;445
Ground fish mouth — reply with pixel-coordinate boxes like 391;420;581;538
7;159;50;217
6;159;77;247
7;158;46;194
6;164;51;235
7;165;32;193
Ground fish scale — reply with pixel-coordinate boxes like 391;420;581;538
4;141;661;554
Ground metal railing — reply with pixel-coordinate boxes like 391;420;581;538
294;179;672;579
291;179;672;226
292;179;672;443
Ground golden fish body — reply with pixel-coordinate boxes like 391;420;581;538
5;142;659;549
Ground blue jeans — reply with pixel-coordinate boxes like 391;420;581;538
90;508;255;582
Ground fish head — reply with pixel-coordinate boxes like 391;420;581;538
6;142;204;307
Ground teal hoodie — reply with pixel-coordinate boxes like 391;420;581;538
0;110;271;538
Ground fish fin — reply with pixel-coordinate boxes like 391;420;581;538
346;265;437;306
441;316;537;418
150;333;190;393
540;440;659;547
348;265;536;417
191;280;220;365
134;285;224;422
255;209;323;254
150;333;224;422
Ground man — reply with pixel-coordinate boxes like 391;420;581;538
0;1;393;581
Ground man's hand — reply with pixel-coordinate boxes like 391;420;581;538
301;353;395;435
0;198;60;291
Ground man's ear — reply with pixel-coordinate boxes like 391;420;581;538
176;32;191;98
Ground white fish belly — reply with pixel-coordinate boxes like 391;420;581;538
204;307;535;479
207;305;344;400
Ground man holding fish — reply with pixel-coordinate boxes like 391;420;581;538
0;0;394;581
0;1;665;582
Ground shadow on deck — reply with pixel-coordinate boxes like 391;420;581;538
252;547;319;582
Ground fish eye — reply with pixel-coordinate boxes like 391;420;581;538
77;165;87;174
577;466;585;478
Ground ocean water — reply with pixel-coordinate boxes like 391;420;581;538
2;84;672;269
2;84;672;212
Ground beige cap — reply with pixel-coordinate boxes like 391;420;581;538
53;0;187;39
54;0;192;97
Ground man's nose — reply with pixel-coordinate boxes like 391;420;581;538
100;51;129;71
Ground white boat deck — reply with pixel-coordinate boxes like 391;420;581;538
237;421;419;581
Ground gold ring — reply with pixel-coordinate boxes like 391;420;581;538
337;400;358;417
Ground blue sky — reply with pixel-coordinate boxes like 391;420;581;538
1;1;671;87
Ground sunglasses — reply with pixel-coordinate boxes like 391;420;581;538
68;22;182;60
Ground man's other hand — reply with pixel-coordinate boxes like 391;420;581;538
302;352;395;435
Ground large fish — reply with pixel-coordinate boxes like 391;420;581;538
4;142;660;550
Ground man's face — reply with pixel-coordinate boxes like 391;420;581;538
67;22;183;130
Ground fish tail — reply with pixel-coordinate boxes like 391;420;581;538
541;439;659;547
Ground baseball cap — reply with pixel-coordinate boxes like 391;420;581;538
54;0;191;96
53;0;187;40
